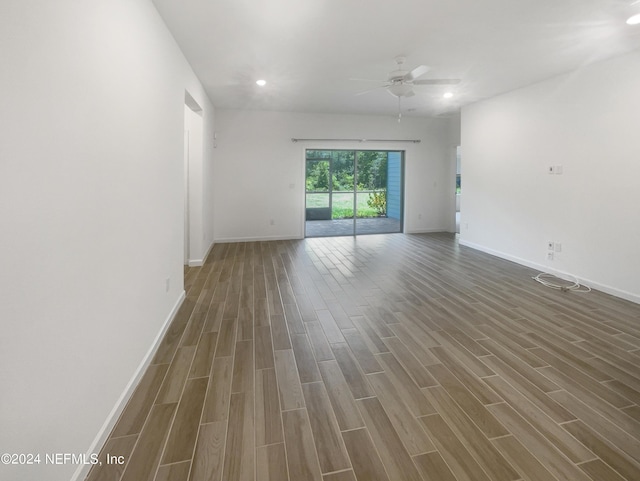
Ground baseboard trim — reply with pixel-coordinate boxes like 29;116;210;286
187;241;215;267
214;234;303;243
70;290;186;481
405;228;449;234
459;239;640;305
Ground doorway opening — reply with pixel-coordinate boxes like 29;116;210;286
184;93;203;266
455;145;461;234
305;149;404;237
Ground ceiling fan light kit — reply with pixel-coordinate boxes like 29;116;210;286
353;56;461;119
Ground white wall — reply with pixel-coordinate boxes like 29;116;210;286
0;1;214;480
213;110;460;241
184;101;215;266
460;50;640;303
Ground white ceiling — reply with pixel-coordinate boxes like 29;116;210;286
152;0;640;118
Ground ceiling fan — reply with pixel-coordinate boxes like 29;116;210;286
354;56;461;99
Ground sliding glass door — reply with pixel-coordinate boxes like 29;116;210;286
305;149;403;237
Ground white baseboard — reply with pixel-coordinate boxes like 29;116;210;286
459;239;640;305
405;227;449;234
187;240;215;267
214;234;303;243
70;290;186;481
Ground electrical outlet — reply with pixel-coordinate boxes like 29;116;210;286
547;252;554;261
547;241;554;251
554;243;562;253
555;165;563;175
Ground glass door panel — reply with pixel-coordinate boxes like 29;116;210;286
305;159;331;222
355;151;401;235
305;149;402;237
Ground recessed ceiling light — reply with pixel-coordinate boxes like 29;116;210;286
627;13;640;25
443;92;454;99
256;79;267;86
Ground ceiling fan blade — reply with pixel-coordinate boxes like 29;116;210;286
405;65;429;81
413;78;461;85
355;84;389;96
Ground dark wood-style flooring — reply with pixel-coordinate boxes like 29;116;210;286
86;233;640;481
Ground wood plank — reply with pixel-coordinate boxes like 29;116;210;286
155;461;191;481
305;321;334;361
189;331;217;378
202;356;232;423
483;375;594;463
255;368;283;446
291;333;321;383
256;443;289;481
112;363;169;437
423;385;519;481
274;349;305;411
316;309;346;343
85;434;137;481
342;328;383;374
481;354;575;423
341;428;390;481
120;403;177;481
330;342;374;399
222;392;254;481
478;339;559;392
271;313;292;350
203;301;224;333
411;451;457;481
492;435;558;481
282;409;323;481
430;345;501;405
486;403;592;481
161;376;208;464
367;371;435;455
426;363;508;438
317;360;364;431
475;323;547;368
578;459;627;481
356;396;424;481
382;337;437;388
302;382;351;473
561;420;640;481
350;315;390;353
156;346;196;404
322;471;357;481
231;340;254;394
255;326;275;370
431;330;495;377
284;303;306;335
189;421;226;481
419;414;492;481
215;318;237;358
387;323;440;366
376;352;435;417
547;389;640;460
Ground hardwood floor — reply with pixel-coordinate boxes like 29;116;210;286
86;233;640;481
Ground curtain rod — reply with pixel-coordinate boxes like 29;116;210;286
291;138;420;143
